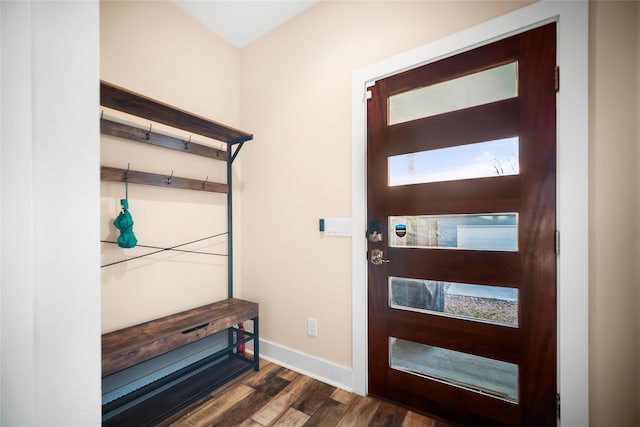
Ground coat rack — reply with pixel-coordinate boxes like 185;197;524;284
99;81;257;426
100;80;253;297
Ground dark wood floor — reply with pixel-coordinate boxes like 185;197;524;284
158;359;453;427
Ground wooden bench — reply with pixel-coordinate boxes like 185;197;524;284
102;298;259;426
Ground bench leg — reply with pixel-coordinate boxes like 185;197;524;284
253;316;260;371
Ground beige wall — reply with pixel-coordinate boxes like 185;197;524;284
100;0;243;331
240;0;530;370
240;0;638;424
100;0;241;125
100;0;640;424
589;2;639;426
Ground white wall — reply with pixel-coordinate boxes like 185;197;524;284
0;1;100;425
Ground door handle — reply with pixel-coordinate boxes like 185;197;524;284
370;249;390;265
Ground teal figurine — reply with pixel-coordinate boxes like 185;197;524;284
114;199;137;248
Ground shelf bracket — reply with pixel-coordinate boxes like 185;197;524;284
229;135;252;164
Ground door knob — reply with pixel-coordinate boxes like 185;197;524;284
370;249;390;265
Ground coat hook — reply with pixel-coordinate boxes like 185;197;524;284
216;143;223;157
166;170;173;185
100;110;104;120
184;135;191;150
202;176;208;189
124;162;130;181
145;123;153;140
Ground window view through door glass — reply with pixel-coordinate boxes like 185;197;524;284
388;137;519;186
389;337;519;402
388;61;518;125
389;277;518;327
389;213;518;251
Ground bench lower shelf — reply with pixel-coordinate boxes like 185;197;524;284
103;353;257;426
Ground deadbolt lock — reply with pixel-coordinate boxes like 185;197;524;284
367;220;383;242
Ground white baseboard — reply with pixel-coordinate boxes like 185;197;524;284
258;339;354;393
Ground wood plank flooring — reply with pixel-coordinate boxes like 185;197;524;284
158;359;453;427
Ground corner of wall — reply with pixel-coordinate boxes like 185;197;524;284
1;1;101;424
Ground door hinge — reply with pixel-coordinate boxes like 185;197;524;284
557;392;561;419
555;66;560;92
364;90;372;102
555;230;560;255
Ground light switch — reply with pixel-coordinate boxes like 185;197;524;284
323;218;352;237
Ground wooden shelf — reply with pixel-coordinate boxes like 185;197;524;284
101;118;229;161
101;166;228;194
101;80;253;144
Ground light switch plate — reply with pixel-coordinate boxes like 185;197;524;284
324;218;352;237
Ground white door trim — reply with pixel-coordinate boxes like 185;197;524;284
351;2;588;425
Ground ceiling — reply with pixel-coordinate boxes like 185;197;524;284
172;0;319;48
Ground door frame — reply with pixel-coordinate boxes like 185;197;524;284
351;2;588;426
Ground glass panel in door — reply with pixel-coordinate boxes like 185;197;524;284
388;62;518;125
389;337;519;402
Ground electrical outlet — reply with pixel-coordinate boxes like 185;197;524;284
307;318;318;337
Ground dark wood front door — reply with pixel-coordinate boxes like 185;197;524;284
367;23;557;426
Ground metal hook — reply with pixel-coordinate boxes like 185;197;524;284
216;143;223;157
124;162;130;181
100;110;104;120
145;123;153;140
202;176;208;189
184;135;191;150
166;170;173;185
